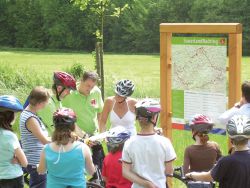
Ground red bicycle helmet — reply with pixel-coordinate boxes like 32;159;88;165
53;108;77;126
189;114;214;133
54;71;76;90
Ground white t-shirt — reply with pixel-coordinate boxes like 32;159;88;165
122;133;176;188
218;103;250;125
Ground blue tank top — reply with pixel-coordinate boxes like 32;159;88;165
45;141;86;188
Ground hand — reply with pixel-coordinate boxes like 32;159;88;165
11;155;20;165
85;139;99;147
185;172;193;180
143;180;159;188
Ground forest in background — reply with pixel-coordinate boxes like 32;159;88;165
0;0;249;54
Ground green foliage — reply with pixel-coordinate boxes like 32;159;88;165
65;63;85;80
0;0;250;54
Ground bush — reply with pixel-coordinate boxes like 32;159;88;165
65;63;85;80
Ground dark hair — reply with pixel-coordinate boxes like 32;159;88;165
231;137;248;146
82;71;99;82
242;81;250;103
29;86;50;106
52;123;77;145
0;111;15;131
109;143;125;154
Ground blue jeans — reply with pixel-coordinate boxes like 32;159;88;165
26;165;46;188
188;182;213;188
0;175;24;188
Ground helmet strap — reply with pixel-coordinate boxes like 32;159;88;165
55;85;66;101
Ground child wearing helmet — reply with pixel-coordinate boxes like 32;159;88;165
20;86;51;188
183;114;222;175
37;107;95;188
0;95;28;188
99;79;137;136
102;126;132;188
122;98;176;188
186;115;250;188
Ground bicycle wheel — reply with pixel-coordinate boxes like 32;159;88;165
87;182;104;188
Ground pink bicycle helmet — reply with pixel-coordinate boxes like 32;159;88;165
189;114;214;133
53;108;77;126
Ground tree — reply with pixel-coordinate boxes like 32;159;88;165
73;0;132;98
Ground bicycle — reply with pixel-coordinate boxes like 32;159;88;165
170;166;217;188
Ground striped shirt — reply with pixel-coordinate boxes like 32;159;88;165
20;110;48;165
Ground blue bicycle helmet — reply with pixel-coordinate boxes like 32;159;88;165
0;95;23;112
106;126;131;146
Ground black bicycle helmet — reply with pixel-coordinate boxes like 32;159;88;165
53;108;77;126
0;95;23;112
115;79;135;97
227;115;250;139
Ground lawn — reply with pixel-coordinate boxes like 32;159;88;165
0;49;249;187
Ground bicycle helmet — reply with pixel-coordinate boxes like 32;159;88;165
135;98;161;118
106;126;131;146
54;71;76;90
189;114;214;134
227;115;250;139
53;107;77;126
115;79;135;97
0;95;23;112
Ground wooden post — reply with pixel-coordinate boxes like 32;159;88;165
228;33;242;149
160;32;173;187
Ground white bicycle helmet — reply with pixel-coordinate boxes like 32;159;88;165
106;126;131;146
115;79;135;97
227;115;250;139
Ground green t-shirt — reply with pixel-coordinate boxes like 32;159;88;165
62;86;103;135
38;95;60;136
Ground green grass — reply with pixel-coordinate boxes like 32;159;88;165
0;49;249;188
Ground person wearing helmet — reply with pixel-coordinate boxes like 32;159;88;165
19;86;51;188
99;79;137;136
38;108;95;188
218;81;250;125
102;126;132;188
0;95;28;188
183;114;221;188
36;71;76;136
186;115;250;188
122;98;176;188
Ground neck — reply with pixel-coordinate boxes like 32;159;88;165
235;145;249;151
139;124;155;134
26;105;38;113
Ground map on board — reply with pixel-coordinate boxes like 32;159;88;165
171;37;227;133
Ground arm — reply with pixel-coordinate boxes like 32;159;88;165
99;98;112;133
14;148;28;167
37;149;47;174
74;123;87;138
122;162;158;188
165;160;174;175
186;171;213;182
183;148;190;175
82;144;95;176
26;117;50;145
